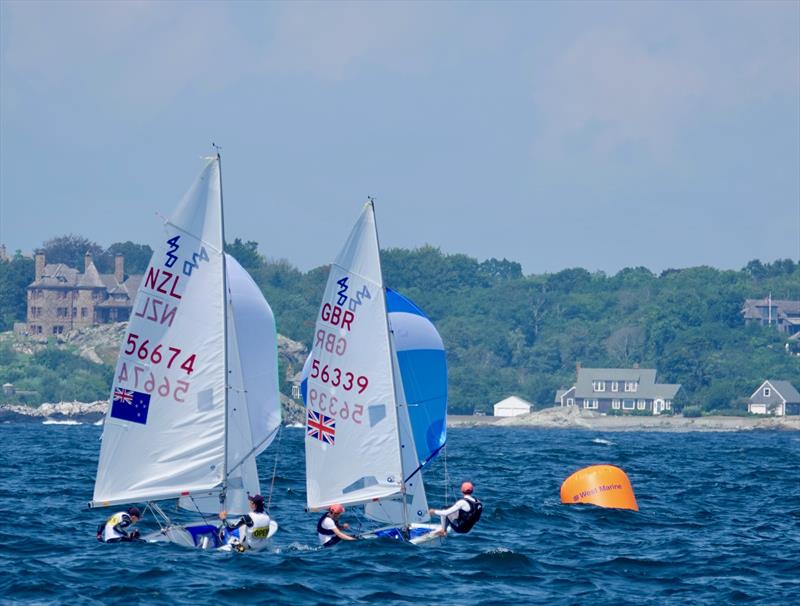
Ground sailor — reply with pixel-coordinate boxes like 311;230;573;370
219;494;272;551
97;506;142;543
428;481;483;537
317;504;358;547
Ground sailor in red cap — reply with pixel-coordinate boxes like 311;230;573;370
428;481;483;537
317;504;358;547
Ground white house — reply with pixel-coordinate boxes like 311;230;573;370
493;396;532;417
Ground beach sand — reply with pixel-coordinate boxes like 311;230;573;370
448;406;800;432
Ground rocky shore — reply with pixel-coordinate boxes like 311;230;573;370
1;396;306;425
6;401;799;432
448;405;800;432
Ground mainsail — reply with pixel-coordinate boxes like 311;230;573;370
91;156;280;516
304;202;448;528
304;202;404;510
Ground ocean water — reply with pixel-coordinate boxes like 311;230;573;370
1;424;799;605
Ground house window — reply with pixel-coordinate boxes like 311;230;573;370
81;308;88;318
72;307;77;317
637;399;646;410
52;325;64;335
622;399;635;410
593;381;605;392
666;400;672;410
567;398;574;406
611;381;619;392
57;307;68;318
763;387;771;397
624;381;638;392
612;399;621;409
582;399;598;409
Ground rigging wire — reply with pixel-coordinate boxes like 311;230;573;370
189;495;213;527
266;426;284;515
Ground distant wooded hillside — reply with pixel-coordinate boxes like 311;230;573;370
2;236;798;412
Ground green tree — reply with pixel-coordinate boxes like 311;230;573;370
225;238;263;272
41;234;104;269
0;253;34;330
100;241;154;275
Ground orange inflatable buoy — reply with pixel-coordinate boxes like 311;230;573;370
560;464;638;511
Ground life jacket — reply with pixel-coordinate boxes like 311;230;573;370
243;512;272;549
100;511;131;542
317;513;340;546
450;495;482;534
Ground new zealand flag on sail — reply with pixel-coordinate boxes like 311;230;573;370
110;387;151;425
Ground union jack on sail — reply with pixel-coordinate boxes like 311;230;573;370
307;409;336;445
113;387;133;405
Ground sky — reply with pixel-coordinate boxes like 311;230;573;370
1;0;798;276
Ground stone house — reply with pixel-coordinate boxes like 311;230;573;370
748;380;800;416
556;367;680;415
24;251;142;336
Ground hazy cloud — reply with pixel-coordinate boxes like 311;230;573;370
531;2;800;157
1;0;252;115
261;1;440;80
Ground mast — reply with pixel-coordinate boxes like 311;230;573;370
369;198;410;530
217;150;230;510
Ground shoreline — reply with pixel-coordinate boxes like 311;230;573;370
3;402;799;432
448;407;800;432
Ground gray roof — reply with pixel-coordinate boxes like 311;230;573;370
574;367;680;400
30;263;79;288
77;261;105;288
29;260;142;303
742;298;800;319
766;380;800;403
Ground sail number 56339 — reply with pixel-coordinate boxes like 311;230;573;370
308;388;363;424
310;360;368;393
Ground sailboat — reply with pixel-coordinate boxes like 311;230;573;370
302;200;448;545
89;155;281;551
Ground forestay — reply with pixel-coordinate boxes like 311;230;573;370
92;157;227;507
304;203;404;510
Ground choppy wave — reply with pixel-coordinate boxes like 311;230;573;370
42;419;83;425
1;425;799;605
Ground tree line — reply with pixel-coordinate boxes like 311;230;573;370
1;234;799;412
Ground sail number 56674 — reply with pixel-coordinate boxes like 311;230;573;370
123;333;196;375
117;362;190;402
310;360;368;393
